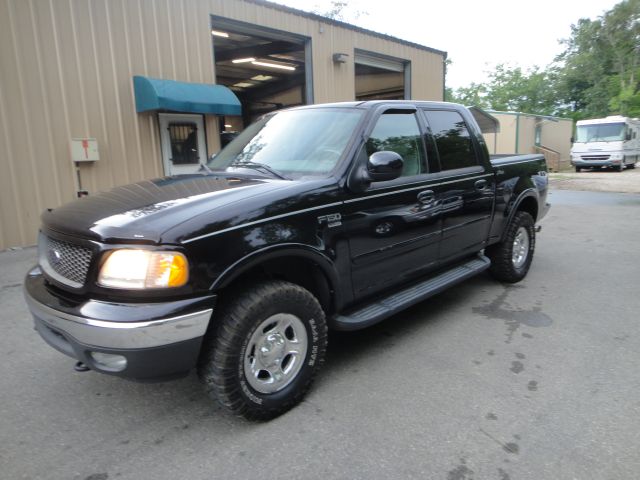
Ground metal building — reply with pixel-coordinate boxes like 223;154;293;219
0;0;446;250
483;111;574;172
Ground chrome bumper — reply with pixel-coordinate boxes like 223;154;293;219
25;294;212;349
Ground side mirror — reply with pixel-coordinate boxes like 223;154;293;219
626;132;632;141
367;151;403;182
570;136;574;143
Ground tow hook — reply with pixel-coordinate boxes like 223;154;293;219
74;361;90;372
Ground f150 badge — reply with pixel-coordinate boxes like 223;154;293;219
317;213;342;228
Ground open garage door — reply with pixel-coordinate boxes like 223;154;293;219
211;17;311;143
355;50;409;101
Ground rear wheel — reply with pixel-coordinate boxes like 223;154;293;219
486;211;536;283
198;280;328;420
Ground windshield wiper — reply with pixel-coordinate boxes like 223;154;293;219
230;161;290;180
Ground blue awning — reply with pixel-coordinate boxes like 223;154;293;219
133;76;241;115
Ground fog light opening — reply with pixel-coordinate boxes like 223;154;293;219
90;352;128;372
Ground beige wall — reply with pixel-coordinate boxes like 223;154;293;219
483;112;573;160
0;0;445;250
541;118;573;160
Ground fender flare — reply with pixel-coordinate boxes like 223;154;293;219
209;243;342;309
501;188;539;241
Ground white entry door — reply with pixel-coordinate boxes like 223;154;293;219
159;113;208;176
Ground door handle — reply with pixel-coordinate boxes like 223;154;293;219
417;190;435;204
474;179;488;191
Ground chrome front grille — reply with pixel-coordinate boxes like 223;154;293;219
38;234;93;288
581;155;610;161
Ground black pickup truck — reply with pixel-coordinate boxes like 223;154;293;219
25;101;549;419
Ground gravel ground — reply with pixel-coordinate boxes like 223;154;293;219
550;164;640;193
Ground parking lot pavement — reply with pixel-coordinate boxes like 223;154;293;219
550;165;640;193
1;189;640;480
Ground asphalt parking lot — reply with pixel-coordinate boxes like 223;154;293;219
1;188;640;480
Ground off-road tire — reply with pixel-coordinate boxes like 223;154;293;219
486;211;536;283
198;280;328;421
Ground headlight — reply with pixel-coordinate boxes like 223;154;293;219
98;250;188;289
610;153;623;160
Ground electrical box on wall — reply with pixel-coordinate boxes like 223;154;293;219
71;138;99;162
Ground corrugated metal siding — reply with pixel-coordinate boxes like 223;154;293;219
541;119;573;160
0;0;445;250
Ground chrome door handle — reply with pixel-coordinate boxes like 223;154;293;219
417;190;435;204
475;179;488;191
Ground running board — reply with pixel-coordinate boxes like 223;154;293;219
333;255;491;331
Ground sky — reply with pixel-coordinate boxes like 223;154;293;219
274;0;621;89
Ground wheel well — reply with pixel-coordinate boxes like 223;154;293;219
217;256;335;315
517;196;538;222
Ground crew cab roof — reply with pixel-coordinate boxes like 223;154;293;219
288;100;467;111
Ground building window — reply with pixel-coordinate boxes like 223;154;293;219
535;125;542;146
168;122;199;164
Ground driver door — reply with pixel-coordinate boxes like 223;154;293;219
341;107;443;301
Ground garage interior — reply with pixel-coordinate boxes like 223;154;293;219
211;18;309;144
355;51;408;101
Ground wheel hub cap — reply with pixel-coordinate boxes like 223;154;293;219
244;313;308;394
259;333;286;367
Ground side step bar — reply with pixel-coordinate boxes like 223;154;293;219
332;255;491;331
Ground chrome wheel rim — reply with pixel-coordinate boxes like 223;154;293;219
512;227;530;268
243;313;308;394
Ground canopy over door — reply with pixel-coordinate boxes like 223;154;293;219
133;76;241;115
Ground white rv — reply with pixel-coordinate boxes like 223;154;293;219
570;116;640;172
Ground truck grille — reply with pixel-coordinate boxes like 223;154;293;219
581;155;610;161
38;234;93;288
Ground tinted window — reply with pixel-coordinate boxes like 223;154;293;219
423;110;477;170
366;112;427;176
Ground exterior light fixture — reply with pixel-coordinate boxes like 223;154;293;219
224;124;233;128
251;61;296;71
333;53;349;63
233;82;254;88
232;57;256;63
211;30;229;37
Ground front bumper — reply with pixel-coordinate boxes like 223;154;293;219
24;266;215;381
571;159;622;168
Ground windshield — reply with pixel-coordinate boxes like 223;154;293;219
575;123;625;143
208;108;364;179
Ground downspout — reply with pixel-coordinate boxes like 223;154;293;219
515;113;520;154
442;53;448;101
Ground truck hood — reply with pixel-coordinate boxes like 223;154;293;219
41;174;291;243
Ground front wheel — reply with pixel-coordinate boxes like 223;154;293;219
575;166;581;172
198;280;328;420
486;211;536;283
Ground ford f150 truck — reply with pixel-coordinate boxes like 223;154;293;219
25;101;549;420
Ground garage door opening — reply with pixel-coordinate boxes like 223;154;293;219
211;17;311;143
355;50;409;101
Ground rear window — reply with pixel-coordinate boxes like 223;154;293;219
423;110;478;170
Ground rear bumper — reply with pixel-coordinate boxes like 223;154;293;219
24;266;215;381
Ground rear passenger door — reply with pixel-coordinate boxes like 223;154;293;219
421;109;495;262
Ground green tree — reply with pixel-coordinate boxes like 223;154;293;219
555;0;640;118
